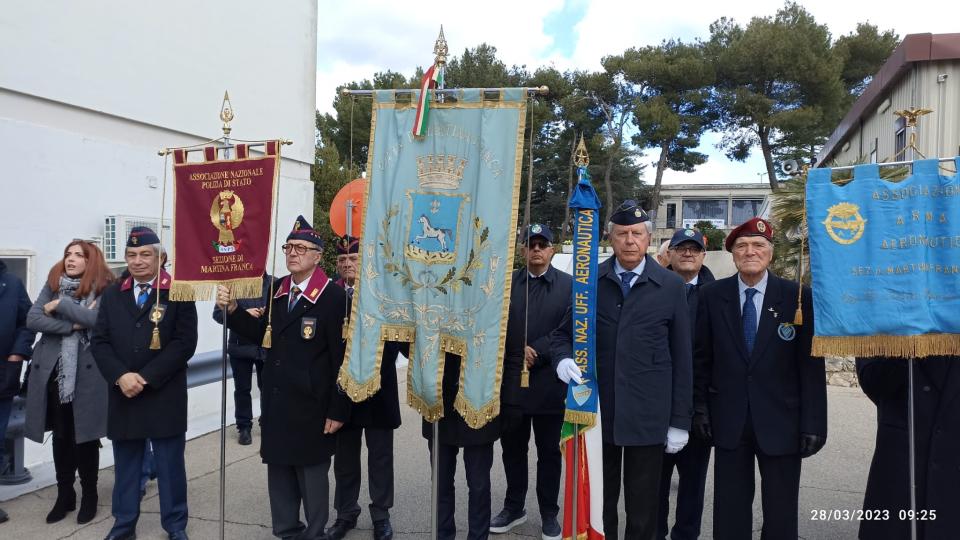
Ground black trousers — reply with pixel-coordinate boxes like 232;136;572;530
603;443;663;540
712;417;801;540
230;353;263;429
499;410;563;519
267;459;331;540
657;437;711;540
333;426;394;522
428;441;494;540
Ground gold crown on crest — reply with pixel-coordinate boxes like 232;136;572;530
219;189;235;200
416;154;467;190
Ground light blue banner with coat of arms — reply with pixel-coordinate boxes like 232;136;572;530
806;157;960;358
338;88;527;428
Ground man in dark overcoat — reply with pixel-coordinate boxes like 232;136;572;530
92;227;197;540
658;228;715;540
328;235;403;540
490;224;570;540
857;356;960;539
693;217;826;540
217;216;349;540
212;273;273;446
423;352;501;540
552;200;693;540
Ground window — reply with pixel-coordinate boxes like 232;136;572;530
894;117;906;158
731;199;764;227
0;252;32;292
665;203;676;229
870;138;878;164
682;199;727;227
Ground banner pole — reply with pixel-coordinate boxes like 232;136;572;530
571;424;579;537
907;357;917;540
218;92;233;540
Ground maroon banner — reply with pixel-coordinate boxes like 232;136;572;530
169;145;278;300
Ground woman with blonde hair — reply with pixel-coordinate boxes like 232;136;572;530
26;240;113;524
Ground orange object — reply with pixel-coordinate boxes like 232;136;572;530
329;178;367;238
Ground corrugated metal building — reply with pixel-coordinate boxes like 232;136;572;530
818;33;960;166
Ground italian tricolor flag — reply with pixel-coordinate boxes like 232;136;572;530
561;409;605;540
412;63;443;137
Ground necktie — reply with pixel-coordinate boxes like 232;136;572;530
346;287;354;299
136;284;150;307
686;283;696;298
619;271;636;297
289;285;302;312
742;288;758;354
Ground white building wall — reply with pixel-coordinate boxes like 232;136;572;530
0;0;318;485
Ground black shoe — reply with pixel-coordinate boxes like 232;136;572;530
325;518;357;540
103;533;136;540
540;515;561;540
0;507;8;523
168;531;188;540
46;486;77;523
238;427;252;446
77;488;98;524
489;508;526;533
373;519;394;540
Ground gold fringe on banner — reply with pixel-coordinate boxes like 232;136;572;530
338;325;417;403
168;277;264;302
454;391;501;430
563;410;597;430
813;334;960;358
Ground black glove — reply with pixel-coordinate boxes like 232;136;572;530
799;433;826;458
692;412;713;443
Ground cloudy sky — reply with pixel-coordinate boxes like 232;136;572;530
317;0;954;184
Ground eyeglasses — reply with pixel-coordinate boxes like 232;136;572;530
282;243;320;255
670;245;703;255
527;240;552;250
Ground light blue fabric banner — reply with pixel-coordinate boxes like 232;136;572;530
806;157;960;357
338;89;527;427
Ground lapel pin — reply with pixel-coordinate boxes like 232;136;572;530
768;307;778;319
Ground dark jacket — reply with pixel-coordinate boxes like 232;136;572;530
0;261;34;399
694;272;826;455
338;278;404;430
212;274;273;361
857;356;960;540
25;284;108;444
227;270;351;465
501;265;571;416
667;264;716;336
91;271;198;440
422;352;501;447
552;255;693;446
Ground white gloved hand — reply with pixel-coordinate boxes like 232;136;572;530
665;427;689;454
556;358;583;385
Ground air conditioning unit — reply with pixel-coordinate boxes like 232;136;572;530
103;215;171;262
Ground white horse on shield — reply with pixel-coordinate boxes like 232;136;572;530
414;214;453;252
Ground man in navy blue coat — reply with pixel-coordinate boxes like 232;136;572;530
693;217;826;540
92;227;198;540
552;200;692;540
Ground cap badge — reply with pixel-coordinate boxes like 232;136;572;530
757;221;767;233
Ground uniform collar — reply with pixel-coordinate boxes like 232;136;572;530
274;268;331;304
120;270;172;291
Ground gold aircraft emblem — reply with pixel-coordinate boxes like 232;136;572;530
823;202;866;245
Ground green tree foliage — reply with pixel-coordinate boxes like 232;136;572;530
693;220;726;251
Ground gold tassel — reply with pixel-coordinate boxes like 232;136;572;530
262;324;273;348
149;326;161;350
520;368;530;388
793;308;803;326
342;317;349;340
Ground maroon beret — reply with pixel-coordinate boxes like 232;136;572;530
725;217;773;251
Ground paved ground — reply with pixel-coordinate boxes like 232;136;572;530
0;371;875;539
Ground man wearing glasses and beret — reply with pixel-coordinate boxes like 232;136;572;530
552;200;693;540
216;215;350;540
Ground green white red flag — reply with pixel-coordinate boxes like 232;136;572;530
412;63;442;137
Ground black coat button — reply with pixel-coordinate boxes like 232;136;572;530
136;322;142;328
923;386;931;392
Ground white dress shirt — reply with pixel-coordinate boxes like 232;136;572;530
613;257;647;289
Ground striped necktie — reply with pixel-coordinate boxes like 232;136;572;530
136;283;151;307
288;285;302;312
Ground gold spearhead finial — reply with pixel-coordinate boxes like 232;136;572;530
574;135;589;167
220;91;234;136
893;107;932;128
434;25;448;66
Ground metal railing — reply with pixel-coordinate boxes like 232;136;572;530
0;350;227;486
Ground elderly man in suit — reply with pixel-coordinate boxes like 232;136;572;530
553;200;693;540
693;217;826;540
489;224;571;540
217;216;349;540
327;235;403;540
92;226;198;540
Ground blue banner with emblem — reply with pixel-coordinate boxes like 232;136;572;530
806;158;960;358
338;88;527;428
564;166;602;427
